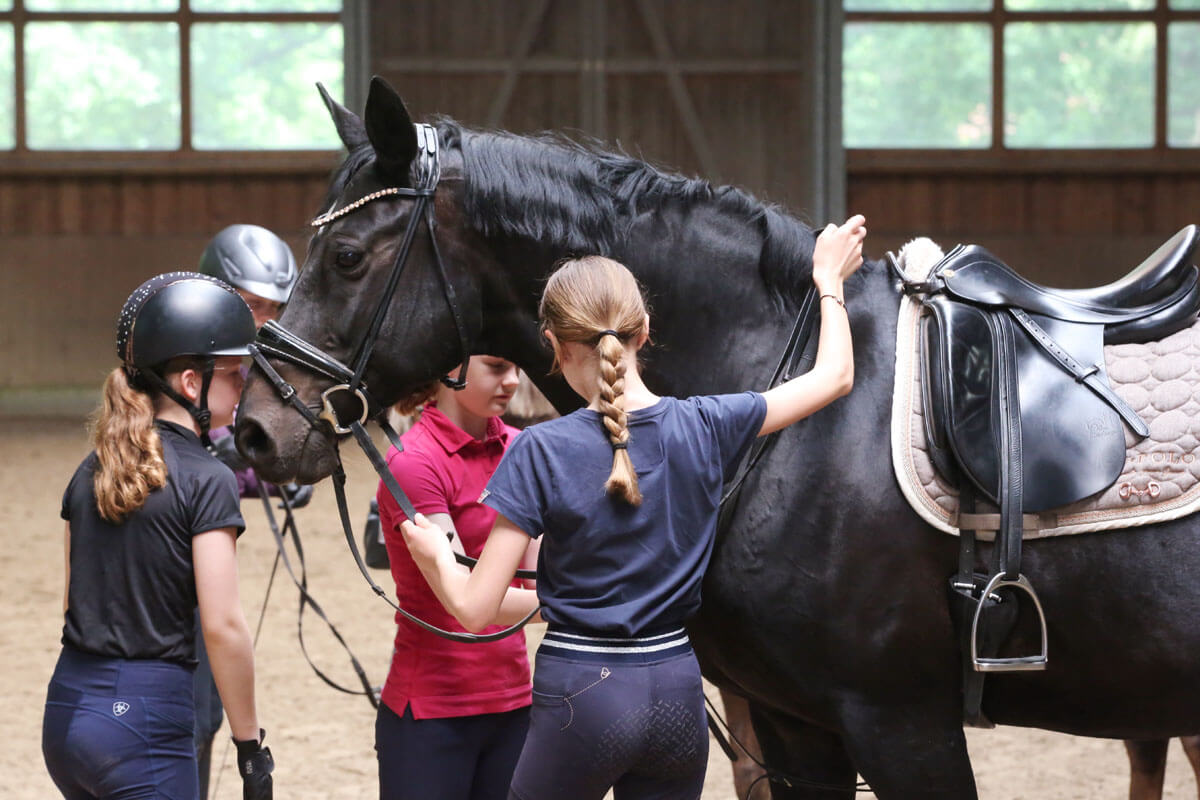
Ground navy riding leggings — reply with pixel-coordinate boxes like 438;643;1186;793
508;628;709;800
375;701;530;800
42;647;199;800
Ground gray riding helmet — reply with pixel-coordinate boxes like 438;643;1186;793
117;272;256;371
199;224;299;304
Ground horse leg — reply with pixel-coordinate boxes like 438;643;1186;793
837;702;977;800
1125;739;1169;800
717;689;769;800
1179;736;1200;799
746;704;858;799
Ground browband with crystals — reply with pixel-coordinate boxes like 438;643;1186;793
311;186;432;228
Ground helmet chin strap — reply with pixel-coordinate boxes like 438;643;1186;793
140;357;217;446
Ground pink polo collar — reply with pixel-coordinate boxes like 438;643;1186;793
420;404;511;455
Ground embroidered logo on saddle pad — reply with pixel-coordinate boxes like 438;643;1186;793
891;238;1200;540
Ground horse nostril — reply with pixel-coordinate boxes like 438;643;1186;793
235;418;275;466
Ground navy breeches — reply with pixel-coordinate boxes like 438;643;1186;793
509;628;709;800
375;702;530;800
43;647;199;800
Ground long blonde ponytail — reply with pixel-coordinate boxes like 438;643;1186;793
91;367;167;522
539;256;648;505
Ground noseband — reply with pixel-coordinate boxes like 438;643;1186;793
248;124;536;644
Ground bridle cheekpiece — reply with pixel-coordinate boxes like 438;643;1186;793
245;123;534;644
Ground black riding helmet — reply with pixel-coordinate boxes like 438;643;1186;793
199;224;299;305
117;272;256;444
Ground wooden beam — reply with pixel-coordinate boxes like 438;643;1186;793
376;57;808;75
485;0;552;128
634;0;718;178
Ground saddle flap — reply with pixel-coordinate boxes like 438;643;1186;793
922;297;1128;511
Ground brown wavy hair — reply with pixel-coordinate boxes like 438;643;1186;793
90;367;169;522
539;255;648;505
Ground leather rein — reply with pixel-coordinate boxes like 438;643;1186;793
248;123;536;644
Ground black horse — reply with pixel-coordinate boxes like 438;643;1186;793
237;78;1200;798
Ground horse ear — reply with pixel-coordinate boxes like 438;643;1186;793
316;82;368;151
364;76;418;184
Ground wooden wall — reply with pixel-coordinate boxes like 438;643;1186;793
849;164;1200;287
368;0;838;220
0;161;336;411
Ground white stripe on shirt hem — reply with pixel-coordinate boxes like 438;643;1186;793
541;635;690;654
545;628;685;645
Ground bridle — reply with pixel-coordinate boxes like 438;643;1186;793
248;123;536;644
254;123;468;432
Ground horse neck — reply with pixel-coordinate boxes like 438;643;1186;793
478;211;823;404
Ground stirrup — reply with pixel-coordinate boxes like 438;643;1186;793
969;572;1048;673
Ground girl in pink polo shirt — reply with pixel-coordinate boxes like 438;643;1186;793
374;355;535;800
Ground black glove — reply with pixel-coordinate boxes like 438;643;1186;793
278;482;313;510
211;434;249;472
234;730;274;800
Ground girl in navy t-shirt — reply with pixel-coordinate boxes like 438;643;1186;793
401;215;867;799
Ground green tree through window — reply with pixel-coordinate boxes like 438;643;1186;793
0;0;342;151
844;0;1200;150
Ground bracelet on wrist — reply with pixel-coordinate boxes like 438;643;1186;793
820;293;845;308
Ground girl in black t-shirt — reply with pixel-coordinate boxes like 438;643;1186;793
42;273;273;800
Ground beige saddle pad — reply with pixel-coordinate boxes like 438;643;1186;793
890;238;1200;539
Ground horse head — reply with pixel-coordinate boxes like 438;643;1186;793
236;78;497;483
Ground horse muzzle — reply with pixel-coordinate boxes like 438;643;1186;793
236;370;341;484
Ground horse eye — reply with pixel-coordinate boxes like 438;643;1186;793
334;248;364;270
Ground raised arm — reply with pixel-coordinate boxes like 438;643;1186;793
759;214;866;436
401;512;540;632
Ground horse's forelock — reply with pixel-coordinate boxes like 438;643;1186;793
320;142;376;216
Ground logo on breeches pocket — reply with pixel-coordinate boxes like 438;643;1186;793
112;701;130;716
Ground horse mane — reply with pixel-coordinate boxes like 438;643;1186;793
438;120;817;307
320;120;819;307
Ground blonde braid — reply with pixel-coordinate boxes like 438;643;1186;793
539;255;649;506
597;333;641;505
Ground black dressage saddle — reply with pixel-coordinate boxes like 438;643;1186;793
921;225;1200;514
896;225;1200;715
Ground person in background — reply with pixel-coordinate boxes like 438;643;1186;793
362;372;559;571
195;223;309;797
374;356;537;800
42;272;273;800
401;215;866;799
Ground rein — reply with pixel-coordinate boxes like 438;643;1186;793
254;478;379;704
707;265;874;797
249;123;535;645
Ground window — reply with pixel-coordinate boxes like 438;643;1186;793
0;0;343;152
844;1;1200;151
